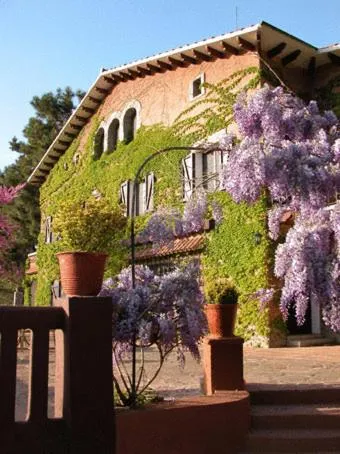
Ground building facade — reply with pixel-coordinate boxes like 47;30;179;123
27;22;340;346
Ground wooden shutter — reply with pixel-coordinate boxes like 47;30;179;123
138;180;145;215
203;151;215;192
194;152;203;190
145;173;155;212
182;154;194;201
202;150;224;192
215;150;224;190
120;181;130;216
45;216;52;244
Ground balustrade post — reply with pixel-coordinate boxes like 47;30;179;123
55;296;115;453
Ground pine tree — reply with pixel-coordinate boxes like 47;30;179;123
0;87;85;268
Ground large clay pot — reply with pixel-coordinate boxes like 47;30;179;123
205;304;238;338
57;252;107;296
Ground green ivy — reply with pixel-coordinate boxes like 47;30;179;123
35;66;283;343
316;75;340;117
172;67;260;142
202;192;271;344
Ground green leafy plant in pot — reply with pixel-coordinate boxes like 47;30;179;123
204;278;239;337
54;198;126;296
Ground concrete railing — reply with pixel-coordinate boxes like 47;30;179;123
0;297;115;453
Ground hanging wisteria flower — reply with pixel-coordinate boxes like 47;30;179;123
210;85;340;331
100;262;207;406
139;189;220;246
137;207;183;248
182;189;207;234
252;288;275;311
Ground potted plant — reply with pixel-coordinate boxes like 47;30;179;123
53;198;125;296
204;279;239;337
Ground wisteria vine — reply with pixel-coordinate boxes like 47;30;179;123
100;262;207;406
218;85;340;331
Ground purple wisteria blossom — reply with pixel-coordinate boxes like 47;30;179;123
182;189;207;234
212;85;340;330
137;207;183;248
100;262;207;406
139;190;214;247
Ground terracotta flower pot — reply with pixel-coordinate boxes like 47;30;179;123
57;252;108;296
205;304;237;338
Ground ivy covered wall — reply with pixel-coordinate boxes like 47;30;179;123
30;65;283;346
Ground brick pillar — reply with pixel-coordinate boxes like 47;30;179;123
55;296;115;453
203;336;244;395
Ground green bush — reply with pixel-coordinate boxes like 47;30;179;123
53;198;126;252
204;278;238;304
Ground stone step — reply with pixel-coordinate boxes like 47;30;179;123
287;333;324;340
242;429;340;452
251;404;340;430
287;335;336;347
249;386;340;406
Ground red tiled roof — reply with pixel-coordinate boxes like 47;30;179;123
135;234;205;260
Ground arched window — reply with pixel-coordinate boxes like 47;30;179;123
107;118;119;152
123;108;137;144
93;127;104;159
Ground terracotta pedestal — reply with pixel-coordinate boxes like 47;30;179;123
203;336;244;395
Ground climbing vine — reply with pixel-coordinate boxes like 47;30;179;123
316;75;340;117
172;66;260;142
32;66;277;344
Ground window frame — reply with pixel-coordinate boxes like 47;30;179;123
189;73;205;101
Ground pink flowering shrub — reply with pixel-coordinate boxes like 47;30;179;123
0;184;24;278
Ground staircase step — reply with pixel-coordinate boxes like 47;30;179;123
287;335;335;347
252;404;340;430
249;386;340;405
287;334;324;341
243;429;340;452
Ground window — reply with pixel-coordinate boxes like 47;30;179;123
93;127;104;159
107;118;119;152
123;108;137;143
182;150;224;200
190;73;205;100
120;173;155;217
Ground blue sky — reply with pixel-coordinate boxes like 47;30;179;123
0;0;339;172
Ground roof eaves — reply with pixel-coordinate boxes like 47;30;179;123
27;72;108;184
318;43;340;54
260;21;318;51
102;23;261;77
27;23;262;186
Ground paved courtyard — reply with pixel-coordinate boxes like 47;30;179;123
15;344;340;420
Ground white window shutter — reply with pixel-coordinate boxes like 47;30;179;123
120;181;130;216
138;179;146;215
45;216;52;244
182;154;195;201
214;150;224;190
194;152;203;190
49;216;54;243
205;151;216;192
145;172;155;212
